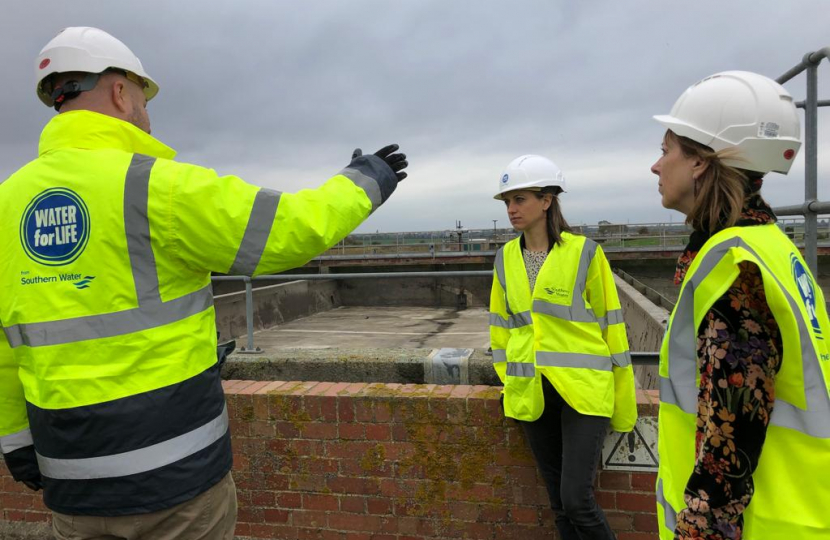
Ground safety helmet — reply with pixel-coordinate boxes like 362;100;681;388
494;155;566;200
35;26;159;107
654;70;801;174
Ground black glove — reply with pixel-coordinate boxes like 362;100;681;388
352;144;408;181
217;340;236;368
4;445;43;492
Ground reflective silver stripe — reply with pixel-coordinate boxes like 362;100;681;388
611;351;632;367
533;299;596;324
510;311;533;328
4;285;213;348
494;249;513;315
489;313;509;329
492;349;507;363
339;167;382;212
506;362;535;377
575;239;598;301
37;404;229;480
604;309;625;326
536;351;611;371
124;155;160;305
663;235;830;434
770;397;830;437
229;188;281;275
656;479;678;532
0;428;33;454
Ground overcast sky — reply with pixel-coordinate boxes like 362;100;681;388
2;1;829;233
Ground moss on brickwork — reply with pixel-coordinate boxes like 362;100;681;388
240;405;255;422
360;444;386;472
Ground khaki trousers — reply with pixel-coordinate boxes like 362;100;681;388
52;472;237;540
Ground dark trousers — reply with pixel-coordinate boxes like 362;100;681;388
520;377;615;540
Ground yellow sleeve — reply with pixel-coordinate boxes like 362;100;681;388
163;154;397;275
0;328;30;453
489;267;510;385
586;245;637;432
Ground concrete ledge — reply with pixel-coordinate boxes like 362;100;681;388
222;348;500;386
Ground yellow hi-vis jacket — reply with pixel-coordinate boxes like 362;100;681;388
489;233;637;431
0;110;399;515
657;224;830;539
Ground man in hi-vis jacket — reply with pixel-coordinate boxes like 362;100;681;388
0;26;408;540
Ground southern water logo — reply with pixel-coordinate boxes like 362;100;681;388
791;253;823;341
20;188;90;266
73;275;96;290
501;174;509;184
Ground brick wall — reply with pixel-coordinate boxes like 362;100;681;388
1;383;659;539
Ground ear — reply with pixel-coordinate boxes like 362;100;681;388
110;79;130;114
691;158;710;180
541;193;553;211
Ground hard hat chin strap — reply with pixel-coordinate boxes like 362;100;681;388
51;73;100;111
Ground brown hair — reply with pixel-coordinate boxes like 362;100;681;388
534;187;572;250
665;130;757;232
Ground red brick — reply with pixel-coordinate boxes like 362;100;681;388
366;497;392;515
276;492;302;509
1;494;34;510
326;440;374;459
328;476;380;496
595;490;616;509
327;513;381;532
340;495;365;513
511;506;539;524
274;421;300;438
479;503;509;522
600;471;631;490
374;401;393;423
240;381;272;395
339;398;356;422
297;529;342;540
301;422;338;440
248;523;298;539
355;401;375;422
606;511;634;531
304;493;339;511
634;513;659;533
617;492;657;513
249;490;275;507
448;501;480;521
263;508;289;523
631;472;657;492
291;509;329;528
365;424;391;441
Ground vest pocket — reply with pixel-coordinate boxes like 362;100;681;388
504;368;544;421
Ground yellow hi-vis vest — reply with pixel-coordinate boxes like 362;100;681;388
0;111;397;515
657;224;830;539
489;233;637;431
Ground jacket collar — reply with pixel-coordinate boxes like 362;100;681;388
38;110;176;160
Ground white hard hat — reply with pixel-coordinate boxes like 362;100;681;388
35;27;159;107
654;70;801;174
494;155;566;200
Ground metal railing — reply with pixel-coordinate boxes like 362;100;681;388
775;47;830;275
210;271;659;366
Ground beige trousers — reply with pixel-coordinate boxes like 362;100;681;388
52;473;237;540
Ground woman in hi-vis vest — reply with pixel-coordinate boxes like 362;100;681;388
652;71;830;540
489;155;637;540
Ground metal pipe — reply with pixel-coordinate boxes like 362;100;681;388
213;271;494;282
236;277;262;354
776;47;830;84
805;64;819;274
773;201;830;216
795;99;830;109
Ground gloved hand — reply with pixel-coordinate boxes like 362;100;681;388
217;340;236;368
4;445;43;492
352;144;408;181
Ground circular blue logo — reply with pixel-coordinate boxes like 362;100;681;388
791;254;823;340
501;174;509;184
20;188;90;266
